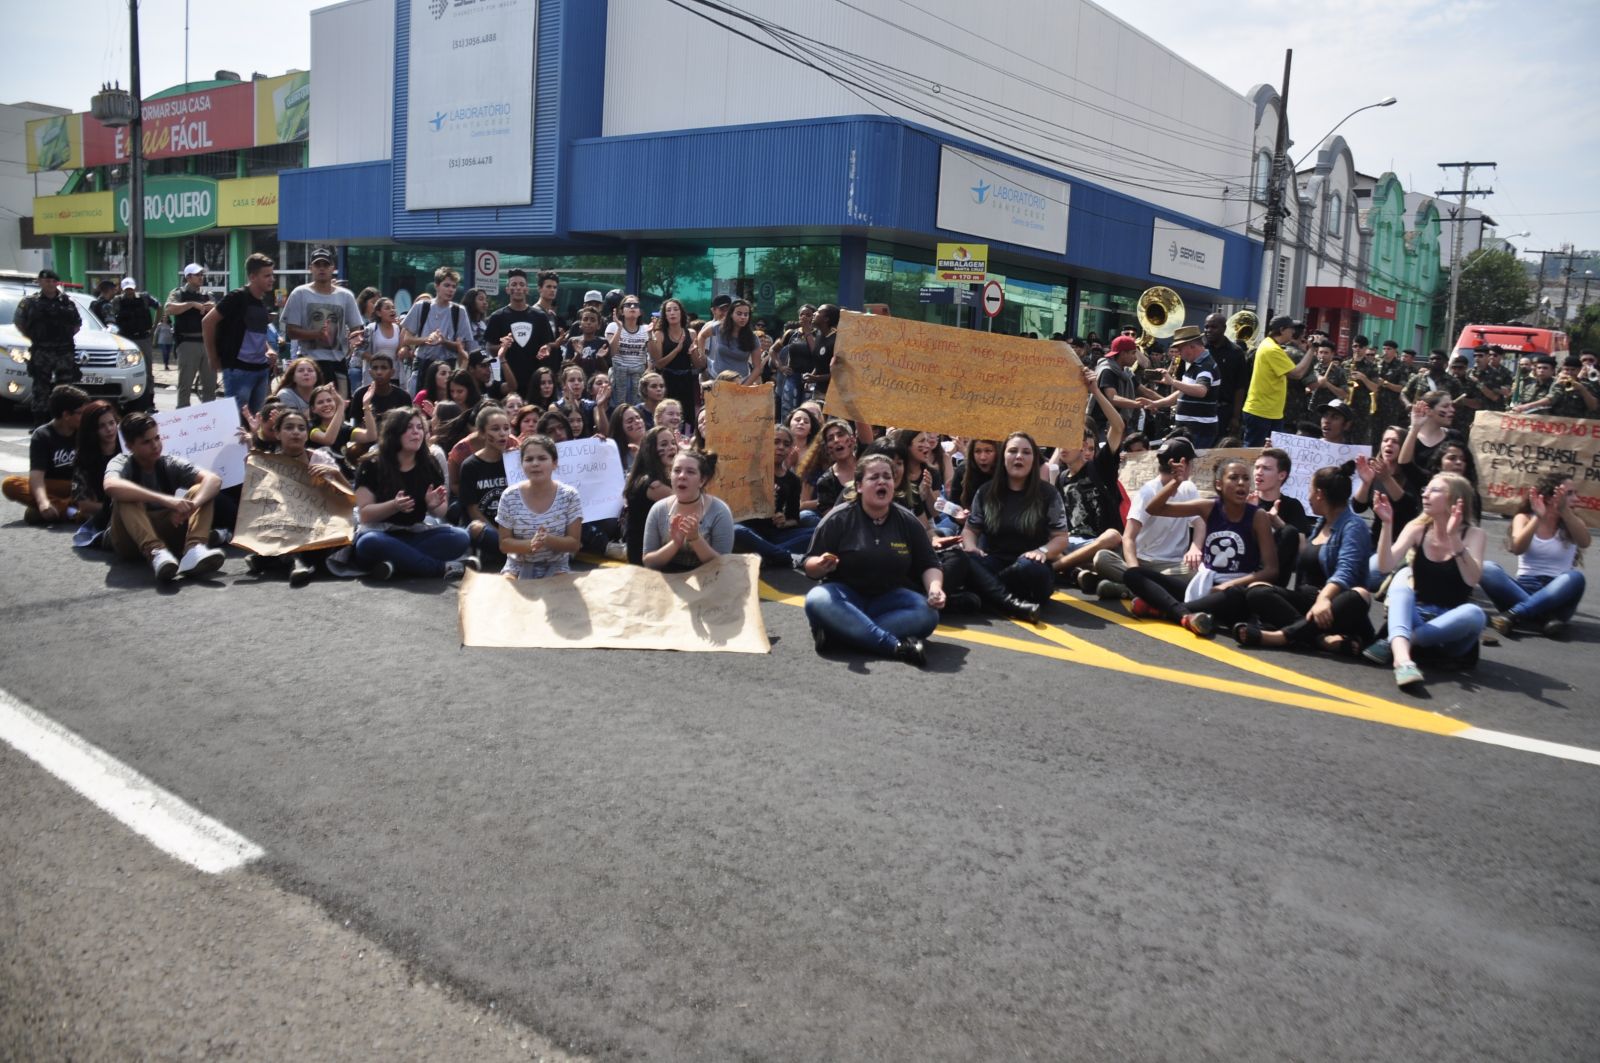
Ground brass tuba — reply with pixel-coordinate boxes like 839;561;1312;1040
1136;286;1185;340
1226;309;1259;351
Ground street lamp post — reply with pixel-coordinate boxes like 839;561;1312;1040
90;2;143;285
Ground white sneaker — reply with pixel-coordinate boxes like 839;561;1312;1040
151;548;179;582
178;543;226;578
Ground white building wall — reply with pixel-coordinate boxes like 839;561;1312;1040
309;0;394;167
0;102;69;272
602;0;1254;230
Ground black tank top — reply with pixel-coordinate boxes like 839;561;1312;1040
1411;544;1472;609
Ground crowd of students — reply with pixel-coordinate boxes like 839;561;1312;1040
6;264;1591;690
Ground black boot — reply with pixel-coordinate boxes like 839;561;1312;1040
1001;595;1041;623
892;636;928;667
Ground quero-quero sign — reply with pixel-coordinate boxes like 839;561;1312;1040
115;175;219;238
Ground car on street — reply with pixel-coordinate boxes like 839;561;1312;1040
0;284;150;417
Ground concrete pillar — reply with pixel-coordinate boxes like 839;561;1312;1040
838;235;867;310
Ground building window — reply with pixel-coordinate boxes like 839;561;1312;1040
1326;192;1343;239
1252;151;1273;204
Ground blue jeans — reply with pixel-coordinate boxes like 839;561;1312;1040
1175;422;1219;449
1241;412;1278;448
1385;569;1485;657
355;525;471;578
804;583;937;655
610;364;645;408
1479;562;1585;623
223;366;270;414
775;373;800;423
734;523;813;567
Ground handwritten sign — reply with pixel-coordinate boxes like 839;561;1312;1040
504;438;623;523
1470;410;1600;527
1268;433;1372;507
831;311;1085;448
1117;447;1258;499
232;454;354;555
458;554;770;654
704;381;775;521
155;398;247;487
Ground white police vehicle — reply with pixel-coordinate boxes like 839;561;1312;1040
0;284;150;417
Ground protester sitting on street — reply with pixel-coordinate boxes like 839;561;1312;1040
1091;436;1204;601
352;408;475;582
243;408;352;587
512;403;544;443
528;367;559;410
69;399;121;534
1124;458;1277;637
271;357;322;414
624;426;679;565
460;405;515;562
351;352;411;427
414;361;453;416
946;438;998;532
535;409;571;444
609;403;648;476
1054;370;1126;588
641;449;735;571
733;424;812;568
1398;394;1460;496
785;406;822;475
652;397;687;441
4;384;87;524
1481;472;1589;639
1364;472;1487;689
496;435;584;580
1249;446;1310;585
103;411;226;581
553;364;598;436
1427;438;1483;522
1234;464;1374;656
961;432;1070;622
799;419;858;516
801;452;945;667
308;384;371;465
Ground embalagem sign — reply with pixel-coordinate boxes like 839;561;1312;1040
114;175;219;238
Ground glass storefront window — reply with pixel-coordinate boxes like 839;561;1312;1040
641;244;839;333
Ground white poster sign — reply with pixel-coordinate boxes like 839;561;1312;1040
1269;433;1371;508
502;437;623;523
936;146;1069;255
156;398;248;488
405;0;538;210
1150;219;1226;291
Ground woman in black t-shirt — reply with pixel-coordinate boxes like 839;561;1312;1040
801;453;945;666
622;425;678;565
960;432;1070;620
459;405;515;563
352;408;474;581
71;400;122;533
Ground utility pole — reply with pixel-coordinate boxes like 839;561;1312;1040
1436;161;1494;344
1558;244;1578;325
1257;49;1292;320
1527;248;1576;327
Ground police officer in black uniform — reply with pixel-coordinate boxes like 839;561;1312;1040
13;268;83;426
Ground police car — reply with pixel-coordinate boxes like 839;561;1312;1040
0;284;150;417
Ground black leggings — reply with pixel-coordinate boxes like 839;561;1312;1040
1245;584;1373;646
1123;565;1251;626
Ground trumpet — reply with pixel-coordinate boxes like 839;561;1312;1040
1136;286;1185;340
1226;309;1259;351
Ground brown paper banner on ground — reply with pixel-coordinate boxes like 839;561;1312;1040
1470;410;1600;527
232;454;355;555
704;381;775;520
1117;448;1258;499
831;311;1086;449
458;555;771;654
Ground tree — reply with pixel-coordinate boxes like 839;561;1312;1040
1432;249;1533;339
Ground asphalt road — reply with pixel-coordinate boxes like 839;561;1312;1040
2;382;1598;1061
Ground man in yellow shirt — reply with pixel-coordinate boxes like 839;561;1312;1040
1241;315;1317;446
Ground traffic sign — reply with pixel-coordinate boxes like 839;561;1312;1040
982;280;1004;318
474;249;500;294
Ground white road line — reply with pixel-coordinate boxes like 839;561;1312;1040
1455;726;1600;766
0;687;264;873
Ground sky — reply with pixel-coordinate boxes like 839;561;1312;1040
7;0;1599;259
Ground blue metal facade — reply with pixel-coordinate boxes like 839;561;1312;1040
280;161;392;242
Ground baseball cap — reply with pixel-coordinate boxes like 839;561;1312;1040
1318;398;1353;419
182;263;205;277
310;247;334;263
711;294;733;309
467;350;491;367
1109;335;1139;355
1267;315;1302;335
120;277;137;290
1156;436;1197;465
583;290;603;303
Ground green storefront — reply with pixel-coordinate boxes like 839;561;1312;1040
1363;174;1443;352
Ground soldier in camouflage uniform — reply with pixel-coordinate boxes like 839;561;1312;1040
1303;340;1350;436
1403;350;1457;405
1373;341;1411;433
1446;354;1489;439
12;268;83;426
1472;345;1514;411
1345;338;1381;446
1520;356;1599;419
1511;356;1557;410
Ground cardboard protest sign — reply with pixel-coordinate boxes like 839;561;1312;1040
502;438;624;523
831;311;1086;449
704;381;775;521
458;554;770;654
1268;433;1371;508
1117;447;1257;499
155;398;248;487
232;454;354;555
1470;410;1600;527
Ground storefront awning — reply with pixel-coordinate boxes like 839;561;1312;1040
1304;286;1396;319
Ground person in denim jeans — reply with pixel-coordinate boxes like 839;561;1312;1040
605;295;651;407
1481;472;1590;639
351;408;475;582
1367;472;1486;689
802;453;945;667
203;252;278;415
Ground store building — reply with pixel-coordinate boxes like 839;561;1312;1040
2;102;71;273
282;0;1262;334
27;71;310;295
1356;172;1443;352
